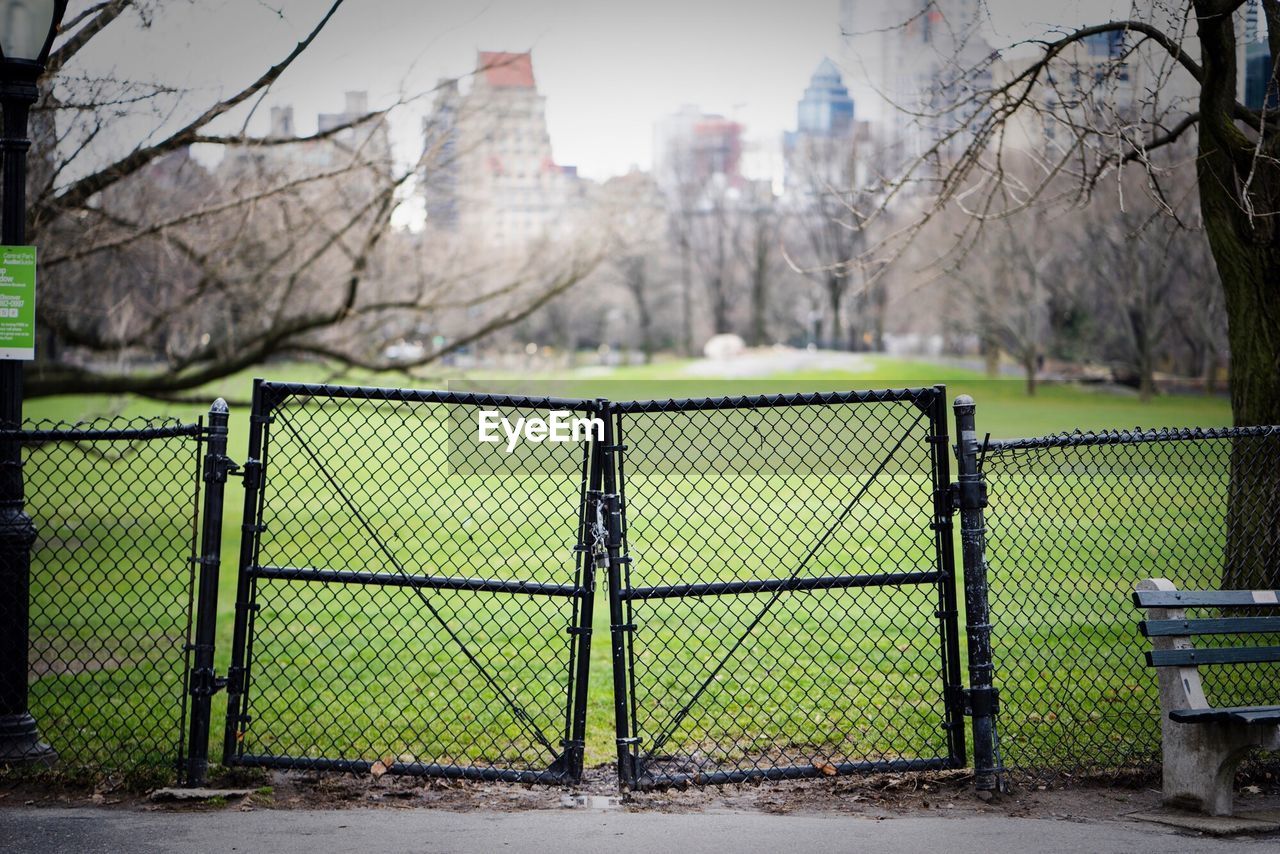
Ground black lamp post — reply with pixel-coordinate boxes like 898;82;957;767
0;0;64;766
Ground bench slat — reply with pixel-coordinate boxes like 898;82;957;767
1141;616;1280;637
1169;705;1280;726
1133;589;1280;609
1146;646;1280;667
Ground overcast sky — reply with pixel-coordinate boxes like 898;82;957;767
77;0;1128;181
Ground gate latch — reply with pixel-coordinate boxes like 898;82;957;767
228;458;262;489
946;480;988;512
188;666;228;699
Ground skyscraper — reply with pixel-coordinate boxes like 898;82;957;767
652;105;744;192
784;59;864;194
421;51;579;246
795;58;856;137
1243;1;1277;110
838;0;990;158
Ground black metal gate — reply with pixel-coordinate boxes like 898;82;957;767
601;387;967;789
211;380;974;789
221;381;599;783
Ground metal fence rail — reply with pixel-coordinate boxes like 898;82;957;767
222;381;599;784
605;388;968;789
0;417;203;785
977;423;1280;782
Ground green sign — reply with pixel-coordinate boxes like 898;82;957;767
0;246;35;361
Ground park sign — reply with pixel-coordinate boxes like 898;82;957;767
0;246;35;360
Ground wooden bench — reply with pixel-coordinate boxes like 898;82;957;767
1133;578;1280;815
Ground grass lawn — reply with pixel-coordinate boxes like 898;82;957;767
13;355;1246;783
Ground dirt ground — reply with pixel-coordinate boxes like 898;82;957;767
4;765;1280;823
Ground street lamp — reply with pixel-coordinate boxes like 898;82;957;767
0;0;64;766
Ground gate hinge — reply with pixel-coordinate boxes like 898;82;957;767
204;454;240;484
188;666;228;698
951;686;999;717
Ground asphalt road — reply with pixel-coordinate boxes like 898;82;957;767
2;807;1276;854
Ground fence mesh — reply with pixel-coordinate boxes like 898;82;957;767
2;417;202;785
610;390;964;787
980;427;1280;783
227;387;592;781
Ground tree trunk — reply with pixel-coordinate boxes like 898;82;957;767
1023;353;1037;396
710;273;731;334
636;297;653;365
679;241;693;356
982;338;1000;377
826;277;842;351
749;258;767;347
1196;113;1280;589
1137;329;1155;402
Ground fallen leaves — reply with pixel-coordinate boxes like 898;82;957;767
370;754;396;779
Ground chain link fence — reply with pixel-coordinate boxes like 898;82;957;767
223;383;595;783
1;417;203;786
6;387;1280;795
608;389;967;788
979;426;1280;783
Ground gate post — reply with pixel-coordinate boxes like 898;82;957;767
953;395;1001;794
598;402;637;789
184;398;232;786
223;380;267;766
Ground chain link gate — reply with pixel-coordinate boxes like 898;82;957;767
220;381;601;783
191;380;991;791
600;387;968;789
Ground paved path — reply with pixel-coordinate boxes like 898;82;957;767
2;807;1276;853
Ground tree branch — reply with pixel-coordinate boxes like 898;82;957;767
45;0;133;78
47;0;346;214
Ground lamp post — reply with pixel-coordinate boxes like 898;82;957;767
0;0;64;766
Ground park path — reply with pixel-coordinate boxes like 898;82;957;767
1;806;1276;853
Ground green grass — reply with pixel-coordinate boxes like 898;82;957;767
12;355;1243;783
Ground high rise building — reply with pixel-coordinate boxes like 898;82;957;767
838;0;990;158
422;51;580;246
422;79;461;230
783;59;866;194
220;91;392;182
652;104;744;192
1243;1;1277;110
795;58;856;137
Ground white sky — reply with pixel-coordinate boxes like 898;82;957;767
74;0;1128;181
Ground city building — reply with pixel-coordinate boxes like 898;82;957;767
783;58;868;195
422;79;461;230
1243;1;1277;110
220;91;392;182
652;104;744;193
795;57;856;137
838;0;991;159
421;51;582;246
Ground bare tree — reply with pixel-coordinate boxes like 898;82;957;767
866;0;1278;582
732;182;780;347
950;208;1058;395
28;2;603;398
783;135;879;350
